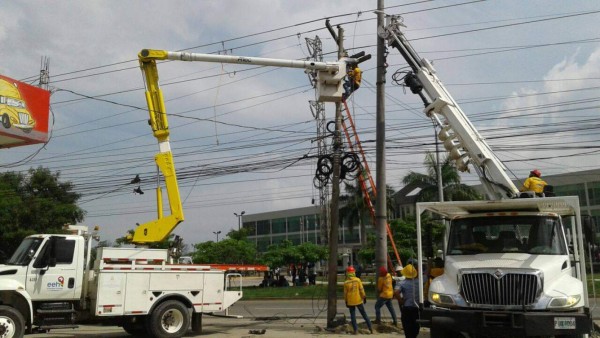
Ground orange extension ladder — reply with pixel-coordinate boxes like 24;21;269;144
341;100;402;271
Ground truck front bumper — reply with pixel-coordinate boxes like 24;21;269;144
419;307;591;337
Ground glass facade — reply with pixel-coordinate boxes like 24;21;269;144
588;182;600;206
245;208;324;253
256;220;270;235
288;216;301;233
272;218;286;234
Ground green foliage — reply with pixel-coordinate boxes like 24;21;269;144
402;152;482;202
0;167;85;256
193;238;257;264
226;227;251;241
260;240;327;268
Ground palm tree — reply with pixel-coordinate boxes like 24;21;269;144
402;152;482;202
340;180;367;243
340;180;396;245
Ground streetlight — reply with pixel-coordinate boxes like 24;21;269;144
234;211;245;231
213;231;221;242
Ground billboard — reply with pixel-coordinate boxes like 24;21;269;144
0;74;50;148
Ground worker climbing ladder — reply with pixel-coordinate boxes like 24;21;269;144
341;100;402;270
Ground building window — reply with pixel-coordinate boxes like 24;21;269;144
272;218;286;234
257;220;270;235
272;235;286;245
288;234;302;245
555;183;586;204
288;216;301;233
257;238;271;251
587;181;600;206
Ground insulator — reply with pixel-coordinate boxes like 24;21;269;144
449;148;466;160
443;138;461;152
456;156;470;173
438;126;453;142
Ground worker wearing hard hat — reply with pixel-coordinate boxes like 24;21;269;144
342;64;362;101
343;266;373;334
374;267;398;326
394;264;421;338
520;169;548;196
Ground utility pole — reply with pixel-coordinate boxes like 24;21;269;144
375;0;388;270
326;22;344;329
306;36;330;245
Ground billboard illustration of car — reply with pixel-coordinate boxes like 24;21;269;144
0;74;50;148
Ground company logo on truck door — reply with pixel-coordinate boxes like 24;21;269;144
47;276;65;290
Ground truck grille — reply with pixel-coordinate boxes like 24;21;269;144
461;272;540;306
19;112;29;125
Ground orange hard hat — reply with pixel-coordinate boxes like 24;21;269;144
531;169;541;177
379;266;387;275
346;266;355;273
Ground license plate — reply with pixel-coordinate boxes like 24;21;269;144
554;317;576;330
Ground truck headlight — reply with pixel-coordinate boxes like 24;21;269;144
431;292;455;306
548;295;581;308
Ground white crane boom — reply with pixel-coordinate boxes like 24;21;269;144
380;15;520;200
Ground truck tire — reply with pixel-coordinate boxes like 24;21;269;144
191;313;202;334
1;114;10;129
122;319;148;337
148;300;190;338
0;305;25;338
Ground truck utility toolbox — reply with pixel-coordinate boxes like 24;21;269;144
0;230;242;338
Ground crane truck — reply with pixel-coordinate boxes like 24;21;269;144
380;14;592;337
0;48;364;338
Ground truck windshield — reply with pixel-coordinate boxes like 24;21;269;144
6;238;43;265
447;216;567;255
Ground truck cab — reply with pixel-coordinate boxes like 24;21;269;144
417;197;592;337
0;233;88;336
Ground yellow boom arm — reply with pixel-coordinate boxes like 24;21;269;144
130;48;361;243
131;50;184;243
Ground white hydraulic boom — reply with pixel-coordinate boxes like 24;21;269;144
134;49;369;243
379;15;519;200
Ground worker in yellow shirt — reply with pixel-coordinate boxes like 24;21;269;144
374;266;398;326
520;169;548;196
343;266;373;334
342;64;362;101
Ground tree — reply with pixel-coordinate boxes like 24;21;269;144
402;152;482;202
192;238;257;265
399;152;482;260
0;167;85;255
260;240;327;269
340;180;396;244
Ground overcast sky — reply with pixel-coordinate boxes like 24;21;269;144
1;1;599;246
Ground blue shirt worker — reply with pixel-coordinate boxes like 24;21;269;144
394;264;421;338
343;266;373;334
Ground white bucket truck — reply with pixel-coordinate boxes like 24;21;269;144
0;225;242;338
378;14;592;337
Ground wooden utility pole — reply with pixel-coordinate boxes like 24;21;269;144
326;23;344;328
375;0;388;270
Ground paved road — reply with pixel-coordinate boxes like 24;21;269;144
33;299;422;337
29;297;600;337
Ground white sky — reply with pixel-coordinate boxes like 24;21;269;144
1;0;599;245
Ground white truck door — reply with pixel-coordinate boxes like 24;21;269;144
26;236;80;301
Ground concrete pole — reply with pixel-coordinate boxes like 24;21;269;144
375;0;388;270
326;25;344;328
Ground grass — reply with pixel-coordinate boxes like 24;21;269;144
241;280;379;300
242;274;600;300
